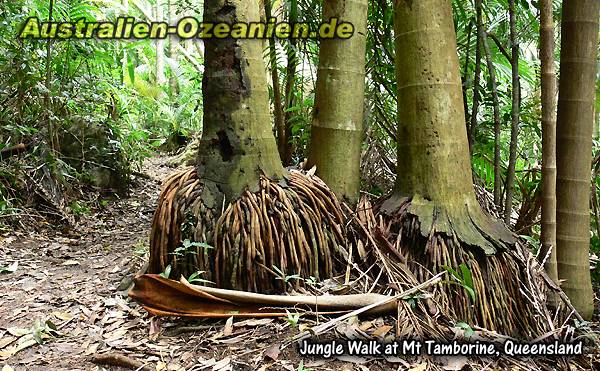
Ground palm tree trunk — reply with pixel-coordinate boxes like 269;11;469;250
307;0;368;204
482;34;502;208
198;0;284;202
538;0;558;285
167;0;179;95
282;0;298;165
263;0;286;161
392;0;514;253
503;0;520;225
156;0;166;85
468;0;483;152
555;0;599;320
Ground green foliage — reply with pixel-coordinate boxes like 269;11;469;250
187;270;215;285
159;264;172;279
172;239;213;258
0;0;203;206
443;264;476;302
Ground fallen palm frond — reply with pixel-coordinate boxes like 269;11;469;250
149;167;347;293
129;273;444;318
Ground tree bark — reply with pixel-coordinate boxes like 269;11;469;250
122;0;129;85
538;0;558;284
462;19;474;125
263;0;286;161
468;0;483;152
503;0;520;225
555;0;599;320
197;0;284;203
482;34;502;208
156;0;166;85
391;0;514;254
45;0;56;152
282;0;298;166
167;0;179;95
307;0;368;205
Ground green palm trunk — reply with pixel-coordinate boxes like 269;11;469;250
555;0;599;320
391;0;513;253
307;0;368;205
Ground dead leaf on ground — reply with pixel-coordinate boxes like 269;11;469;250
371;325;393;338
263;343;280;361
439;356;468;370
149;317;161;340
212;357;231;371
223;316;234;337
409;363;427;371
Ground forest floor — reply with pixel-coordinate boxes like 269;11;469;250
0;156;399;371
1;156;599;371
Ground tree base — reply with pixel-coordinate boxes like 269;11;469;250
149;167;348;293
374;195;574;337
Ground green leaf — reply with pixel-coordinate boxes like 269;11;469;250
159;265;171;279
0;261;18;274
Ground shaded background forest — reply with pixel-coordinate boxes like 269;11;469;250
0;0;599;282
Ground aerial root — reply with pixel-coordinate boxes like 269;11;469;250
370;195;582;338
149;167;347;293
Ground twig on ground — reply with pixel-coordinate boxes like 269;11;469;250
288;271;446;344
90;353;153;371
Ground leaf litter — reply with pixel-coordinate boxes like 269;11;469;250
0;156;598;370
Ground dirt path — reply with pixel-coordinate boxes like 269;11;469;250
0;157;374;371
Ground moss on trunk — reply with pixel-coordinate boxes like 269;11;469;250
197;0;284;206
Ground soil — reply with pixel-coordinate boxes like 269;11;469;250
0;157;394;371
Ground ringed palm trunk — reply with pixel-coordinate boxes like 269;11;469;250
391;0;513;253
555;0;599;320
307;0;368;204
386;0;538;335
538;0;558;284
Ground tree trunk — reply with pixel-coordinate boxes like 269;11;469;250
503;0;520;224
538;0;558;284
167;0;179;95
462;19;474;126
391;0;514;254
307;0;368;204
198;0;284;203
482;34;502;207
122;0;129;85
555;0;599;320
156;0;166;85
45;0;56;152
282;0;298;165
468;0;483;152
263;0;286;161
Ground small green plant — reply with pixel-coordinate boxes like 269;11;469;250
284;310;301;328
442;263;476;301
69;200;91;216
273;266;302;284
455;321;475;338
187;270;215;285
159;264;172;279
402;292;428;308
172;239;213;257
132;241;148;258
297;360;313;371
